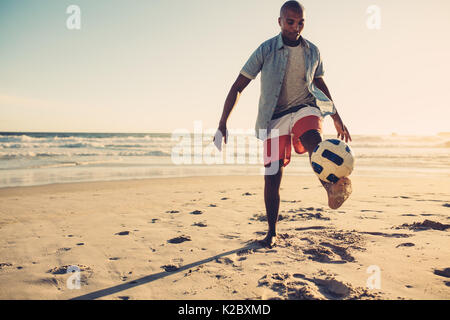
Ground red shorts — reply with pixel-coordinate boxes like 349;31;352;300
263;107;322;167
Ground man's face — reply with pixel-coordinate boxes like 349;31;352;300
278;9;305;41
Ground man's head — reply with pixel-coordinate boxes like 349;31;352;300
278;1;305;42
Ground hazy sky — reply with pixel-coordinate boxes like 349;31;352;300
1;0;450;135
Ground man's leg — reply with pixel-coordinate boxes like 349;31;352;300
300;129;352;209
261;159;284;247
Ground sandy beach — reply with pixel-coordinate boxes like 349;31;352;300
0;174;449;300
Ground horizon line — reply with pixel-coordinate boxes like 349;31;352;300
0;130;448;137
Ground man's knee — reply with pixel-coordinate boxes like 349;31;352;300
264;160;283;185
299;129;322;153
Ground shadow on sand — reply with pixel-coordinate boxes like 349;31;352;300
70;241;262;300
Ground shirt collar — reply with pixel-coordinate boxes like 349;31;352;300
276;32;309;50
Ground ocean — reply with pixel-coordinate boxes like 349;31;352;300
0;132;449;188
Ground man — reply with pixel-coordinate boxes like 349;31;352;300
215;1;352;247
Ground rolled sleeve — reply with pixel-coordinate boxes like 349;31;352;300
314;50;325;79
240;45;264;80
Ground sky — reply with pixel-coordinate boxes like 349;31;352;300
1;0;450;135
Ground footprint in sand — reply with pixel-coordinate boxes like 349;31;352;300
303;212;330;221
47;264;92;275
396;242;415;248
433;268;450;279
320;242;355;263
296;226;328;232
162;258;184;272
434;268;450;287
297;230;365;264
167;235;192;244
0;262;12;270
303;247;345;264
236;247;258;256
396;220;450;231
221;234;240;240
258;272;382;300
115;231;130;236
215;257;234;265
161;264;179;272
192;222;207;227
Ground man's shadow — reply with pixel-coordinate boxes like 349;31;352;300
70;241;262;300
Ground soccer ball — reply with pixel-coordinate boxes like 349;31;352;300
310;139;355;183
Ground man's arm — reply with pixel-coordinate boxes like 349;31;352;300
314;77;339;120
216;74;252;143
313;77;352;142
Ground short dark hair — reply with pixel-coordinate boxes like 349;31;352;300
280;1;304;17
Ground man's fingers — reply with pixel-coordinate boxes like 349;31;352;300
215;128;228;144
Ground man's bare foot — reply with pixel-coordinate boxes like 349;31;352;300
327;177;352;209
258;232;277;248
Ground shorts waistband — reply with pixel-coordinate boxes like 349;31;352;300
271;103;319;121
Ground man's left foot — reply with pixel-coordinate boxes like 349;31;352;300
327;177;352;209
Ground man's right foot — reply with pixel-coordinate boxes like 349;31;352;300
258;232;277;248
327;177;352;209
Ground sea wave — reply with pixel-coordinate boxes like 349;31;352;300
0;150;172;159
0;133;448;163
27;159;125;169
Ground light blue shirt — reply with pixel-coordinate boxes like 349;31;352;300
240;33;336;140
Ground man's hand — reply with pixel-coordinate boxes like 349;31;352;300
214;121;228;144
214;74;251;146
313;78;352;143
332;113;352;143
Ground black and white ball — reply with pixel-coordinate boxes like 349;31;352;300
310;139;355;183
